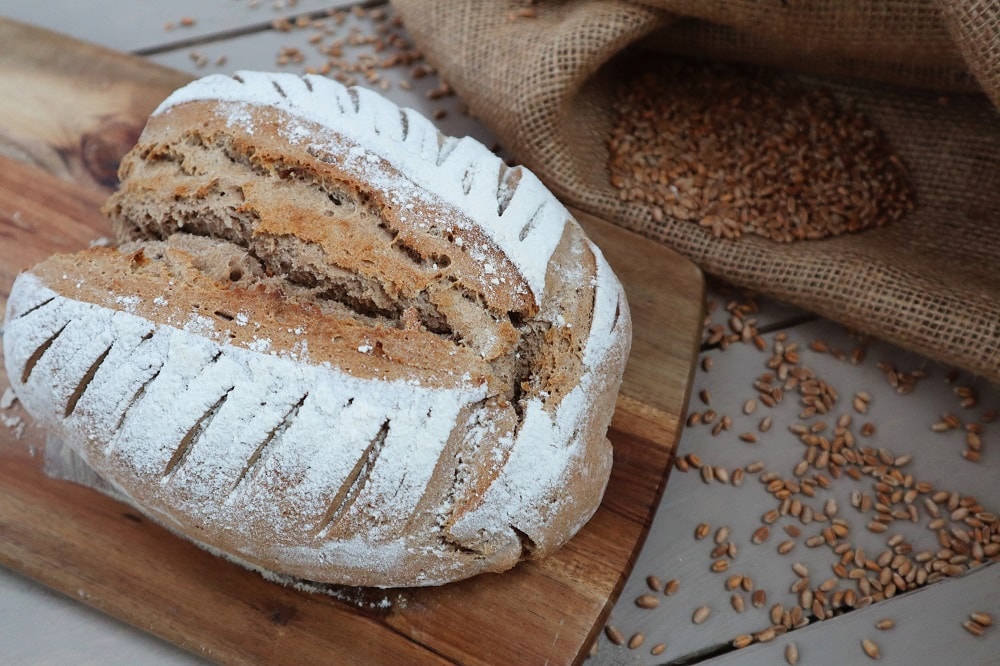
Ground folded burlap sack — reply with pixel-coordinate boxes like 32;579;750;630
392;0;1000;384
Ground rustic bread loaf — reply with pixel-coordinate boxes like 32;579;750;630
2;71;631;587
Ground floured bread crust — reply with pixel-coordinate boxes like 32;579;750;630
2;71;631;587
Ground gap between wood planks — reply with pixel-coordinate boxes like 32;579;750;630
700;312;817;355
674;562;1000;665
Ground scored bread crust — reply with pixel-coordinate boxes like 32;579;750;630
2;71;631;587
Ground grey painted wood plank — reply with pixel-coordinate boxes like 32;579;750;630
591;317;1000;664
1;0;361;54
0;566;202;665
706;563;1000;666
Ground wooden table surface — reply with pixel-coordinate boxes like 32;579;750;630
1;2;998;665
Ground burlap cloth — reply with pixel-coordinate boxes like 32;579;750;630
391;0;1000;384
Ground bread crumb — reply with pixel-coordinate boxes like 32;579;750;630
1;386;24;438
2;413;25;439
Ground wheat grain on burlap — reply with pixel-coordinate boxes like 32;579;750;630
391;0;1000;384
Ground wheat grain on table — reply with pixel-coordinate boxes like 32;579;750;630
593;310;1000;665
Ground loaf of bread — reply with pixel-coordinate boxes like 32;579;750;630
2;71;631;587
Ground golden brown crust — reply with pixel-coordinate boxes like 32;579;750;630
32;243;497;393
107;102;533;317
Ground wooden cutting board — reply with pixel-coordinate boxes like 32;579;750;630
0;18;704;665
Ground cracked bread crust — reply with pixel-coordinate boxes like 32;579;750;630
3;72;632;587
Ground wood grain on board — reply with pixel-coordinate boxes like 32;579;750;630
0;19;188;193
0;17;705;665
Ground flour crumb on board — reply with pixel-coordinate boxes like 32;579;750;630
1;386;16;410
1;385;25;439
